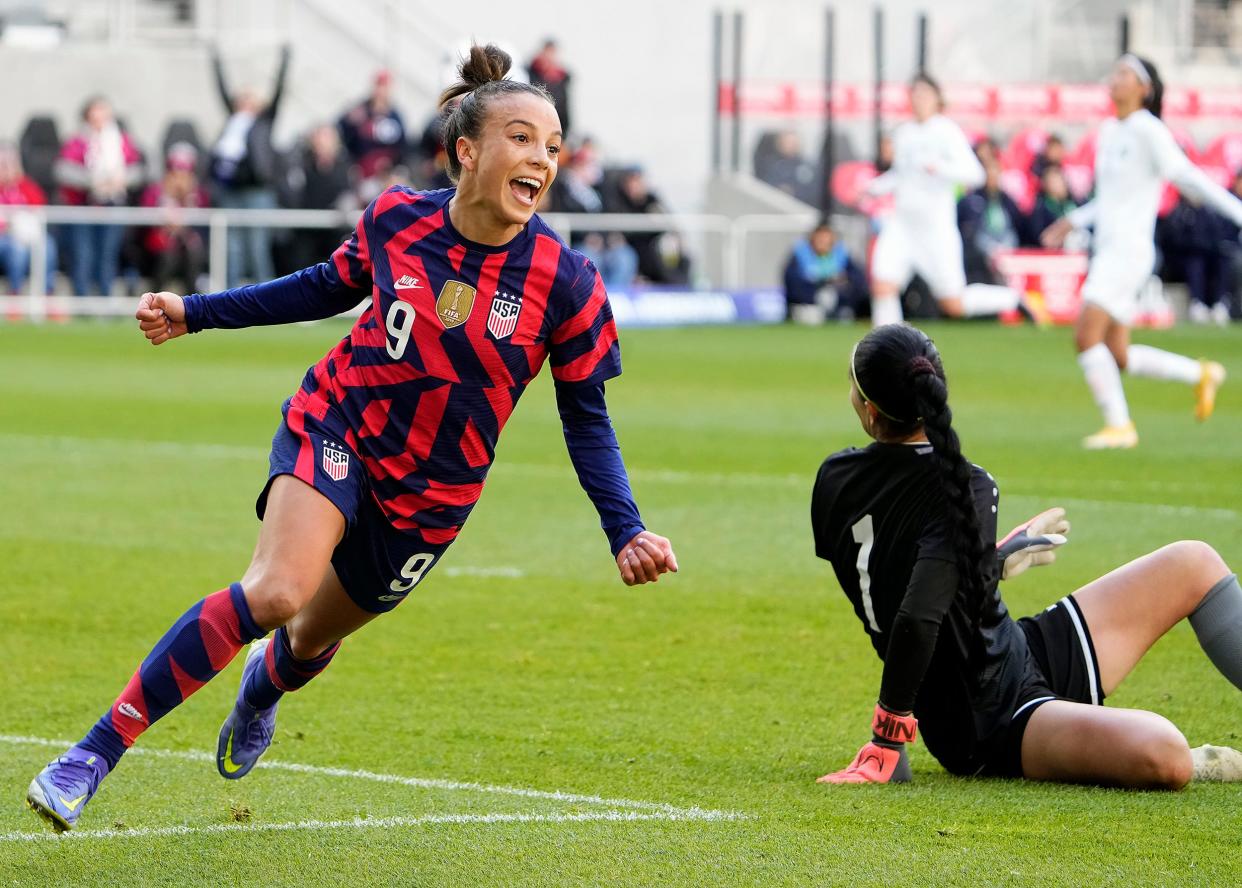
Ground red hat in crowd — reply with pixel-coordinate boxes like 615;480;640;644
166;141;198;172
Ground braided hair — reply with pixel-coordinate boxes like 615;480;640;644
438;44;554;183
850;324;990;614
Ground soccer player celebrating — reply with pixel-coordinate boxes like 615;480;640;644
26;44;677;832
1042;55;1239;449
865;74;1023;326
813;324;1242;787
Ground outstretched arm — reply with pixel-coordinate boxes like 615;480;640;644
1145;120;1242;226
555;380;677;586
267;44;292;119
136;199;375;344
819;557;958;785
934;121;985;189
135;262;368;344
211;47;233;113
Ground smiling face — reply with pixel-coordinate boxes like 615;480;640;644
454;92;562;232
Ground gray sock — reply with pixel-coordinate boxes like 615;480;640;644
1189;573;1242;692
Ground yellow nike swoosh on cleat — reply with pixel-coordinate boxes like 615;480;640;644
221;732;246;774
60;793;88;813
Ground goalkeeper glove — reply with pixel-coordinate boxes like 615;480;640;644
817;704;916;784
997;507;1069;580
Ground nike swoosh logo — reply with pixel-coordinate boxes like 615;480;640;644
221;732;245;774
61;793;88;812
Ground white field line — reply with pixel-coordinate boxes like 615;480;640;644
4;433;1238;520
0;735;739;823
0;808;740;844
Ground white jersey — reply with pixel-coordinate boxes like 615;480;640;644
1069;109;1242;252
868;114;984;228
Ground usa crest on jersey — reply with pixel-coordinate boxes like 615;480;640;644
322;441;350;482
487;290;522;339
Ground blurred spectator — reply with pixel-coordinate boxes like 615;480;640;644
875;133;895;173
283;125;357;267
782;221;868;323
209;45;290;287
527;39;572;135
410;104;454;194
755;130;818;205
139;142;209;293
1024;164;1079;245
546;141;638;289
338;70;407;179
972;136;998;167
548;140;603;214
1159;193;1233;326
957;151;1022;284
605;167;690;284
0;142;56;294
1030;134;1066;180
55;95;144;296
1222;172;1242;321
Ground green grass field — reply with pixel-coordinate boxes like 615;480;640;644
1;319;1240;887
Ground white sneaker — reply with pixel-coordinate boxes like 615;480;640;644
1191;744;1242;782
1211;302;1232;326
1188;301;1211;325
1082;422;1138;450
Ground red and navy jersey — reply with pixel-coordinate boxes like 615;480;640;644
289;186;621;543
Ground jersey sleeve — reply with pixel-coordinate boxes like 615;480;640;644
936;118;985;189
328;197;376;291
1142;115;1242;227
1067;198;1097;230
547;257;622;385
878;557;959;712
183;198;376;332
877;468;999;712
555;379;645;555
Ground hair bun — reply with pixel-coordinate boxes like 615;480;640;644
459;44;512;89
908;356;937;377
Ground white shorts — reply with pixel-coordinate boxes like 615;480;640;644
1080;244;1155;326
871;218;966;298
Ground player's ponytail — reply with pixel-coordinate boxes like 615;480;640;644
908;360;989;617
851;325;989;615
438;43;554;183
1137;56;1163;119
1121;53;1163;119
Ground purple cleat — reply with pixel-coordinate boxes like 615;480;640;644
216;639;278;780
27;746;110;832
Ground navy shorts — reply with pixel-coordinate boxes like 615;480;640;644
981;595;1106;777
257;398;452;614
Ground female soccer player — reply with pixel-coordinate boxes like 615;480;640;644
27;44;677;832
813;324;1242;787
1042;55;1240;449
865;74;1022;327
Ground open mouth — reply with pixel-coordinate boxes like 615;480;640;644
509;176;542;207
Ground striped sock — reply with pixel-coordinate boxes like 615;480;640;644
79;583;263;769
242;625;341;711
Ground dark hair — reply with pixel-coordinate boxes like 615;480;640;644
1128;54;1164;119
437;44;554;183
851;324;989;615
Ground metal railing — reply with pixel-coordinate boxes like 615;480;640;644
0;204;845;322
